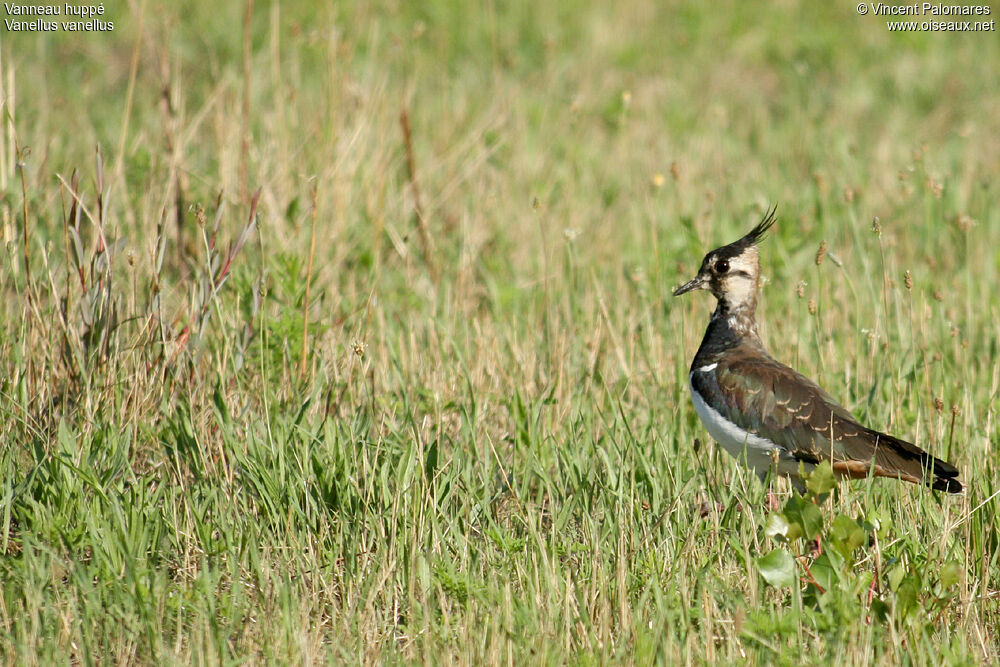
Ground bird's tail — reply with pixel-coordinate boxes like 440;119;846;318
927;455;963;494
873;429;963;494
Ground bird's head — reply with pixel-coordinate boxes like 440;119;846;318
673;207;776;311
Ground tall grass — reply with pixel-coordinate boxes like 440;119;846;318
1;0;998;663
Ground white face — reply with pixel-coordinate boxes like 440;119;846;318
712;247;758;303
699;246;759;307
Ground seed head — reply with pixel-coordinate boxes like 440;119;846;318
926;177;943;199
815;241;827;266
813;172;827;194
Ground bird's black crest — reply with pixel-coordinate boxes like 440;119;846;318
738;205;777;249
714;206;777;261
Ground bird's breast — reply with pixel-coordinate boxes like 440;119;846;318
688;373;802;478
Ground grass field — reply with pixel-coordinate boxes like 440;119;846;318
1;0;999;663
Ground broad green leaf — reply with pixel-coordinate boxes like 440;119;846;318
896;580;919;619
869;598;889;623
764;512;789;541
831;514;869;559
758;548;797;588
888;565;906;592
939;562;962;590
867;508;892;539
782;495;824;542
806;460;836;496
809;551;840;592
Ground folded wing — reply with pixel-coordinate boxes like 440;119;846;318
692;346;962;493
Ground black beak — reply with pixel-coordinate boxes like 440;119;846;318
673;276;704;296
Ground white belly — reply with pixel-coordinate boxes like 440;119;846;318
689;375;803;479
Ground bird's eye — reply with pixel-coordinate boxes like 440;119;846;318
716;259;730;274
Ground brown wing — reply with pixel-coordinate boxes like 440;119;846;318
692;346;962;492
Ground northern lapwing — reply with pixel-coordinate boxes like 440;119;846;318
674;208;962;494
